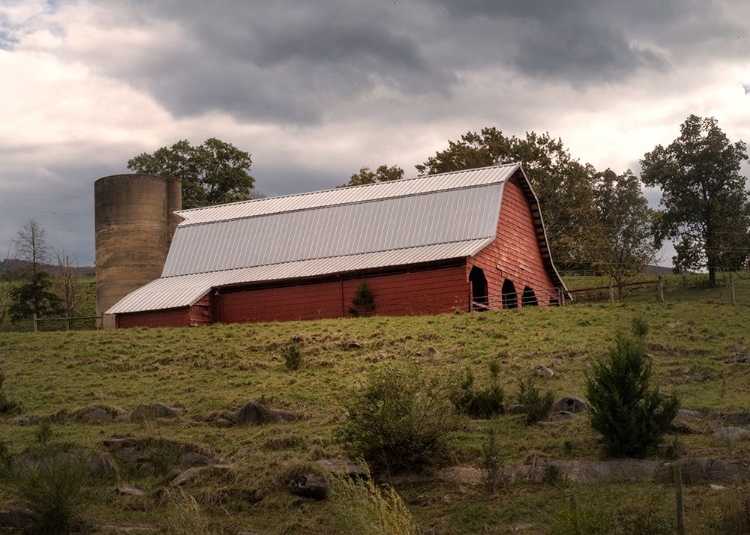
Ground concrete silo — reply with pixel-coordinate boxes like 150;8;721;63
95;174;182;328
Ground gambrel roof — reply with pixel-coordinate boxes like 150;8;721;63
108;163;563;314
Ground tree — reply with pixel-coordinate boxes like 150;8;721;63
641;115;750;286
591;169;657;298
13;219;50;277
54;251;80;319
416;128;598;270
9;220;60;321
127;138;257;209
341;165;404;187
585;332;679;457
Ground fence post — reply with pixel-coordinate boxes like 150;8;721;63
730;273;736;304
608;280;614;303
33;313;38;333
658;276;665;303
65;313;70;331
559;287;565;306
673;465;685;535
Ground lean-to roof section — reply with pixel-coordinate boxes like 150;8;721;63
162;183;504;277
107;238;493;314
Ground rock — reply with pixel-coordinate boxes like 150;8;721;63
0;510;33;529
713;427;749;441
654;458;750;485
288;472;329;500
552;411;575;420
250;487;273;503
709;411;750;426
172;467;201;486
507;404;526;415
669;422;697;435
678;409;702;419
537;421;556;428
533;364;554;377
131;403;183;421
230;400;299;425
179;451;213;470
118;486;146;496
78;407;112;423
553;396;587;413
315;458;369;479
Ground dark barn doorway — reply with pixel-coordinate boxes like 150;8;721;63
502;279;517;309
522;286;538;307
469;266;489;310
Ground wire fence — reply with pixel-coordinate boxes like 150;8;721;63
0;314;103;333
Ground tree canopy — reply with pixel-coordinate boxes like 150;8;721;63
127;138;257;209
341;165;404;187
640;115;749;285
591;169;657;297
416;128;598;270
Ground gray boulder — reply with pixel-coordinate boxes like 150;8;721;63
288;472;329;500
713;427;749;441
230;400;299;425
553;396;587;413
131;403;183;421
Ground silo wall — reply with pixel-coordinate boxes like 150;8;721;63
95;174;182;329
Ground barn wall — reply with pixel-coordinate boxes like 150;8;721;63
469;177;558;307
214;264;469;324
116;307;191;328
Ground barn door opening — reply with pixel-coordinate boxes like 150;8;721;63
469;266;489;311
522;286;538;307
502;279;517;309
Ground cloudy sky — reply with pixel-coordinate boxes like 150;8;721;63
2;0;749;267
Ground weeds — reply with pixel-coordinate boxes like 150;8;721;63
164;488;213;535
331;475;418;535
480;428;505;493
517;378;554;425
451;362;505;419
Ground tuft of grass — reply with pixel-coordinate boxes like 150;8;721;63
163;488;213;535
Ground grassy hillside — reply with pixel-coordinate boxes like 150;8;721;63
0;287;749;533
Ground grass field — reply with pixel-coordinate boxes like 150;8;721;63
0;276;749;533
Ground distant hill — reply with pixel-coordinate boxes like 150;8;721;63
0;258;94;279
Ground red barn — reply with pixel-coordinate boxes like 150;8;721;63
108;163;568;327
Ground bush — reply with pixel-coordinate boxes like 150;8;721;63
282;341;303;371
337;363;457;474
451;362;505;419
585;332;680;457
331;475;418;535
349;281;376;317
4;453;95;534
480;428;505;493
517;378;554;425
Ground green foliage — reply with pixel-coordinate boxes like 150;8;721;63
517;378;554;425
331;476;418;535
585;333;680;457
591;169;657;296
35;420;53;447
416;128;598;270
451;363;505;419
127;138;256;209
349;281;376;317
9;270;62;322
641;114;750;285
630;316;649;339
3;453;95;534
282;341;303;371
337;363;457;474
705;487;750;535
480;428;505;493
548;496;610;535
343;164;404;187
549;496;674;535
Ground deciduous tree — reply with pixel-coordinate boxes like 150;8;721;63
127;138;257;209
640;115;749;286
341;165;404;187
591;169;657;298
416;128;597;270
9;220;60;321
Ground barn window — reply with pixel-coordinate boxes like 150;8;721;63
502;279;517;309
522;286;538;307
469;266;489;311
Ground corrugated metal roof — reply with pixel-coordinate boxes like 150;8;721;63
162;183;504;277
175;163;520;226
107;238;492;314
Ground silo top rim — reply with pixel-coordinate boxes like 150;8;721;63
95;173;180;185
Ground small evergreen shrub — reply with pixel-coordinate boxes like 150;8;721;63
337;363;457;474
4;453;95;534
349;281;376;317
480;428;505;493
451;362;505;419
282;341;303;371
585;332;680;457
517;378;554;425
631;316;649;339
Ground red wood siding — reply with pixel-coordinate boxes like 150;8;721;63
469;176;558;307
116;307;191;328
213;264;469;324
